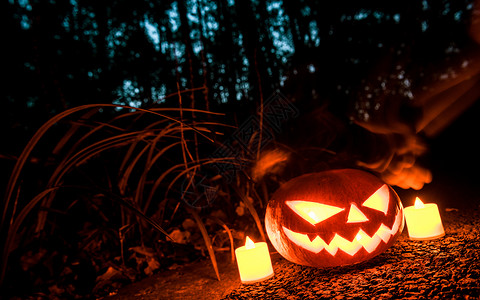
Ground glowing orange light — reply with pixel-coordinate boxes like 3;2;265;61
245;236;255;249
282;208;403;256
264;170;405;268
235;236;274;284
414;197;425;209
404;197;445;240
286;201;344;225
347;203;369;223
362;184;390;214
356;233;363;241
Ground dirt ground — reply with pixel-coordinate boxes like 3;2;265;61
104;251;242;300
106;206;480;299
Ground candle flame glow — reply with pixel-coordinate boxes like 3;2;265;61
245;236;255;249
414;197;425;209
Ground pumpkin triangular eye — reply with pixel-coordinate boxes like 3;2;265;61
362;184;389;215
286;201;344;225
347;203;369;223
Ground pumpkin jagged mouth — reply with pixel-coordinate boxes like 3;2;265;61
282;209;403;256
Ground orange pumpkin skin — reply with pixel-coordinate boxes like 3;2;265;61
265;169;404;268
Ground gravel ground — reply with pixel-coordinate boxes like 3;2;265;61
109;208;480;299
224;209;480;299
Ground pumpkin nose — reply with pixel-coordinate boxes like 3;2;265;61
347;203;369;223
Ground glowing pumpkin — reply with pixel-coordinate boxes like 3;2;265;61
265;169;404;267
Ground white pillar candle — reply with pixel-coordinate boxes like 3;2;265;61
404;197;445;240
235;236;274;284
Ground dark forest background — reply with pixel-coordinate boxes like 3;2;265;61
3;0;478;150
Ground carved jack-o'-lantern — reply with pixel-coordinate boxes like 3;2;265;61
265;169;404;267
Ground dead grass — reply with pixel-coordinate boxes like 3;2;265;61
0;92;272;298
